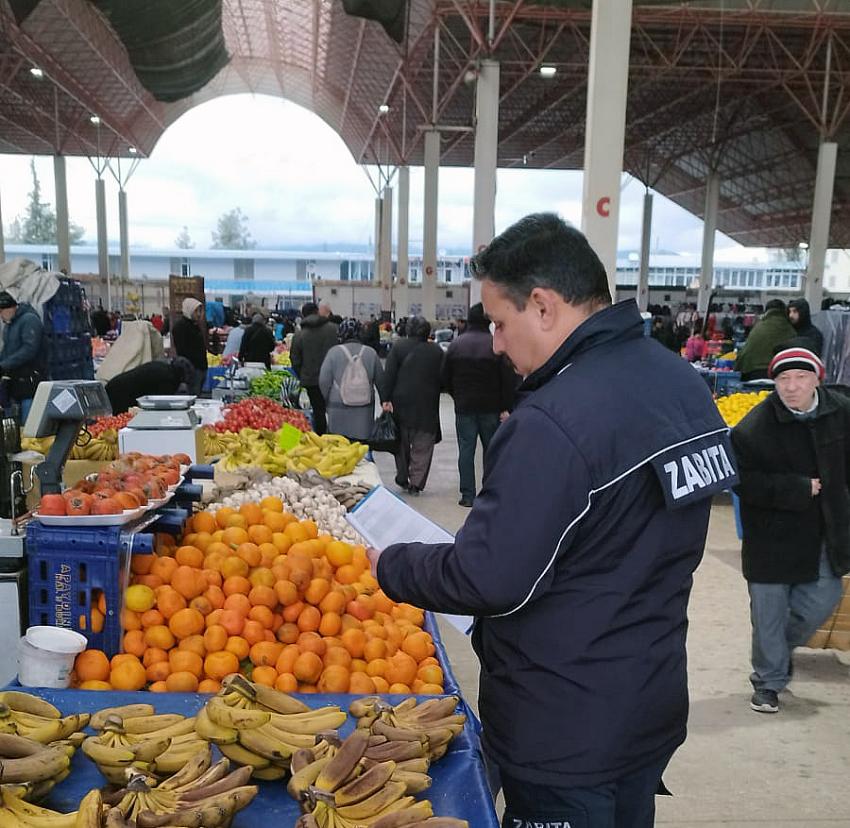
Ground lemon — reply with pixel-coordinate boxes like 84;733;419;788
124;584;155;613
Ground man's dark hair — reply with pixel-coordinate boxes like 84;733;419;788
301;302;318;317
469;213;612;309
765;299;786;313
405;316;430;340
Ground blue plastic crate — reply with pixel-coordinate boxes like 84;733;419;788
26;523;154;656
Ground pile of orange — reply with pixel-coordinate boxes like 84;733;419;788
72;497;444;696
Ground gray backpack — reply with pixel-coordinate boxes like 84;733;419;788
338;345;372;406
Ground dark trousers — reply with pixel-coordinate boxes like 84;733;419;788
188;367;205;397
304;385;327;435
455;411;500;501
394;425;436;490
492;751;673;828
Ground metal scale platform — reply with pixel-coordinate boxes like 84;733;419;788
120;395;204;462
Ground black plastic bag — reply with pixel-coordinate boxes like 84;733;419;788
369;411;399;453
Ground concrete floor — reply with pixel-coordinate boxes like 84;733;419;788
374;395;850;827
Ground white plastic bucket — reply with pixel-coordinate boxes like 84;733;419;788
17;626;87;688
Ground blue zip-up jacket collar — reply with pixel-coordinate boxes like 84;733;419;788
378;298;735;788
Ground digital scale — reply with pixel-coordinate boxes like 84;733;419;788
119;395;204;462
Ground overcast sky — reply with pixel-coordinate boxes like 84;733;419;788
0;95;767;263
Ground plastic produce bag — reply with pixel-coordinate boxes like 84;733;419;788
369;411;398;453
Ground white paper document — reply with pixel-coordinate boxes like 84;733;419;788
346;485;474;635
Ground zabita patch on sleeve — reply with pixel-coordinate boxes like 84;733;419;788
650;432;738;509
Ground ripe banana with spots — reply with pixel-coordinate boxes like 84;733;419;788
0;786;103;828
105;759;257;828
350;697;465;762
0;692;89;749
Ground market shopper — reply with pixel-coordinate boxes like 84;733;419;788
223;317;251;358
732;342;850;714
787;298;824;355
239;314;276;369
735;299;796;381
290;302;338;435
382;316;444;495
318;318;384;441
370;214;735;827
441;302;515;506
170;298;207;396
0;291;45;422
105;357;195;414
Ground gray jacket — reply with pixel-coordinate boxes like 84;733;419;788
319;342;383;441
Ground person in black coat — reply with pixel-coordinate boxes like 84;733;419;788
381;316;444;494
441;303;516;506
239;314;276;369
170;298;207;395
105;357;195;414
787;297;824;355
732;341;850;714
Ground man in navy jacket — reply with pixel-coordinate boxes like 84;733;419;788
370;214;735;828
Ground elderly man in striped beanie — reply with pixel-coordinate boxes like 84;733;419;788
732;338;850;714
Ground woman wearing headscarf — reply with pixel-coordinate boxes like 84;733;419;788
239;313;276;369
382;316;444;495
319;319;384;441
170;298;207;395
319;318;384;441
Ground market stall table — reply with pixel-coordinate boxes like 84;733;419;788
6;688;497;827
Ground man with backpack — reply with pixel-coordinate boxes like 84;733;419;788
319;318;385;441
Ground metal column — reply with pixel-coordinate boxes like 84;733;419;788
422;130;440;321
471;59;500;307
697;173;720;314
805;141;838;309
95;177;110;309
581;0;633;296
54;155;70;273
396;167;410;319
0;184;5;264
637;190;653;311
380;185;393;313
118;188;130;284
373;197;382;283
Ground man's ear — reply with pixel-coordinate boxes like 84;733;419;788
528;287;560;332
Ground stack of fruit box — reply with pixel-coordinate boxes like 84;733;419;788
806;575;850;650
43;278;95;380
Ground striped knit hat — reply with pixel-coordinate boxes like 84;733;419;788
768;346;825;380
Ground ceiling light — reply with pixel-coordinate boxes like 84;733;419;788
378;104;390;114
798;241;809;250
128;146;137;154
539;65;557;78
29;67;44;79
89;115;101;125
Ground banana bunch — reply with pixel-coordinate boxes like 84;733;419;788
21;436;54;454
284;432;367;478
70;430;118;461
102;751;258;828
197;675;346;780
84;705;208;784
296;815;468;828
350;698;465;763
0;692;89;745
0;734;74;789
202;430;241;459
0;787;103;828
290;730;459;828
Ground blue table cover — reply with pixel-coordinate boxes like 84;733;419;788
17;689;498;827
